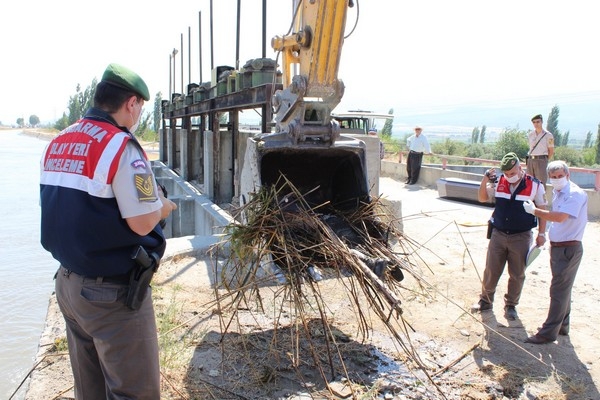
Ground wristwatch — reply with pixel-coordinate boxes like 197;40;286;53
538;233;546;237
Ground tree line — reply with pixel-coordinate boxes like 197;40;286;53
13;115;41;128
19;80;600;168
51;78;163;143
381;105;600;168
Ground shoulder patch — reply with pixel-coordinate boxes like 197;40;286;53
131;159;147;169
134;173;158;202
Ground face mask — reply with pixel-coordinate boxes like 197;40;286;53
550;177;568;190
505;173;520;184
129;103;143;134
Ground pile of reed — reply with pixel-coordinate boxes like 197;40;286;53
207;177;443;397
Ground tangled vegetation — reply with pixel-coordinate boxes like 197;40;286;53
197;176;455;398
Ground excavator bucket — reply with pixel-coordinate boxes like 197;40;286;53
240;135;370;212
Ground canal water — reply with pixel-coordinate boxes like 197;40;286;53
0;130;58;399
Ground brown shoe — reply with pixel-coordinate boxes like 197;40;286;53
525;334;554;345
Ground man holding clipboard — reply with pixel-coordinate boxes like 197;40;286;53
522;160;588;344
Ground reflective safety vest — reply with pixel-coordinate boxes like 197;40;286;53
40;118;165;277
491;174;540;233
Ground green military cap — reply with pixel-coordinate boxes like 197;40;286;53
101;63;150;101
531;114;543;122
500;152;519;171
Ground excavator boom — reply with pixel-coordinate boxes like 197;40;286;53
273;0;348;96
270;0;352;144
241;0;370;214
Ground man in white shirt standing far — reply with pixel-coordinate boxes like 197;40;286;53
406;125;432;185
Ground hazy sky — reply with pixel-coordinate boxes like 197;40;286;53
2;0;599;130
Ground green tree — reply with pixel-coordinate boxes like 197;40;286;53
380;108;394;138
471;127;480;144
66;78;97;125
554;146;582;166
380;135;402;154
431;138;468;157
562;130;570;147
67;84;83;125
134;112;154;140
493;128;529;160
582;148;597;166
29;115;40;127
480;125;487;144
153;92;162;133
584;131;592;148
54;112;70;131
80;80;96;116
595;123;600;165
465;142;494;161
546;105;560;146
51;78;98;131
16;117;24;127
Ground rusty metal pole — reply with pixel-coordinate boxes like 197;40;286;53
210;0;214;71
171;48;178;97
236;0;241;70
262;0;267;58
188;26;191;87
199;11;203;83
180;33;184;95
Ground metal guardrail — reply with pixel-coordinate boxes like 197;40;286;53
397;151;600;191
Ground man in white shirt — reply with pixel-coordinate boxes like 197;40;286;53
522;160;587;344
405;126;432;185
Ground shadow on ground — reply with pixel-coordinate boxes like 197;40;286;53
471;311;600;399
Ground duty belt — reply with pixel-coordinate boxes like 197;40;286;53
494;227;530;235
59;266;130;285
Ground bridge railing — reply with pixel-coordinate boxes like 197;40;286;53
396;151;600;191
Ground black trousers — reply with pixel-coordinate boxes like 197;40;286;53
406;151;423;184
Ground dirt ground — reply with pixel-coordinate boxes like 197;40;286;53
24;177;600;400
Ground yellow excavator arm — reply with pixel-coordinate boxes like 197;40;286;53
271;0;353;144
241;0;372;217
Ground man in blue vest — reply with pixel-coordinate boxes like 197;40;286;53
40;63;177;399
471;152;547;321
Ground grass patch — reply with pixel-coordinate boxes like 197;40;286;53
49;336;68;353
156;285;206;372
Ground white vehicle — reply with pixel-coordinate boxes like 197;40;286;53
332;110;393;135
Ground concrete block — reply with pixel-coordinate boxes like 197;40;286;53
380;198;403;234
163;235;228;261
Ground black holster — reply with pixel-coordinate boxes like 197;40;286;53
126;245;160;310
